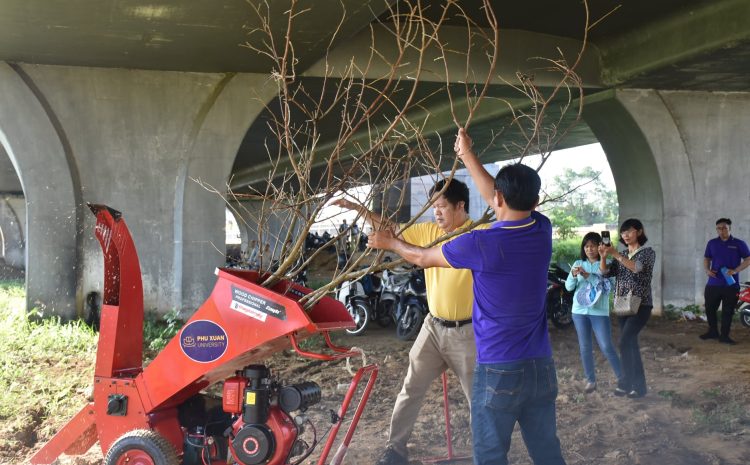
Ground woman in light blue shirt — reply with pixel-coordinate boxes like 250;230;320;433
566;232;623;393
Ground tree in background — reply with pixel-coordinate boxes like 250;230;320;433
543;166;618;237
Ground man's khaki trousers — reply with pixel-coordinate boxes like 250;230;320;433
387;314;476;457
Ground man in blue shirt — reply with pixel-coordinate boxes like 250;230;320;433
368;128;566;465
701;218;750;344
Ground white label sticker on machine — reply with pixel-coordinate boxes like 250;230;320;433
230;285;287;321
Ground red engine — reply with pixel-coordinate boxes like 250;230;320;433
178;365;322;465
221;365;321;465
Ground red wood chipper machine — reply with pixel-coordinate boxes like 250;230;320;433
31;204;378;465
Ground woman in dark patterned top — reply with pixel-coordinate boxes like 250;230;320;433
598;218;656;398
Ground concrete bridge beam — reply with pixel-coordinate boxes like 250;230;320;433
599;0;750;86
305;25;603;89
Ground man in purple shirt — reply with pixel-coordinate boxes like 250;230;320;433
701;218;750;344
368;128;566;465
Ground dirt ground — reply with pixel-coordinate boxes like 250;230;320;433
10;314;750;465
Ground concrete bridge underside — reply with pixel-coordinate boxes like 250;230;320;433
0;0;748;316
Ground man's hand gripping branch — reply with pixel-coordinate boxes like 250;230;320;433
367;229;449;269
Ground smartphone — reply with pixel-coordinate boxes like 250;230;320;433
601;230;611;247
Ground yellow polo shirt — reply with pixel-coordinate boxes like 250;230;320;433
400;220;489;321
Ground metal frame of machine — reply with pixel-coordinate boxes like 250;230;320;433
31;204;378;465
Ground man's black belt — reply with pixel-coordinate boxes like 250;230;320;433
432;316;472;328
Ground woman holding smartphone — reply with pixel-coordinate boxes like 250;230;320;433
566;232;622;393
599;219;656;398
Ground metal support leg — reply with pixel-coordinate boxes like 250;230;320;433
419;372;471;464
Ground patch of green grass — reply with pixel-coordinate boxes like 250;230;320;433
700;387;721;399
690;387;750;433
0;284;189;427
660;300;740;324
662;303;704;320
658;389;692;407
0;279;24;295
682;304;702;313
662;305;683;321
0;281;97;422
306;278;332;291
658;389;677;399
143;309;183;356
692;401;749;434
556;366;574;379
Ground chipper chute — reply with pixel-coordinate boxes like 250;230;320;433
31;204;378;465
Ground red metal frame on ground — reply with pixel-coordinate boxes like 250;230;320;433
418;372;472;464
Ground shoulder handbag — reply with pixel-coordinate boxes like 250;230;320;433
612;291;641;317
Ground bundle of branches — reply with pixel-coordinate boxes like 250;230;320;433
202;0;596;309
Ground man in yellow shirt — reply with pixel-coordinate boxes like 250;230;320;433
334;179;486;465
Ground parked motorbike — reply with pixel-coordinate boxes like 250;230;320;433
305;232;325;253
336;268;398;335
265;255;308;287
335;276;371;336
546;263;574;329
736;281;750;327
376;267;409;328
290;256;308;288
321;231;335;253
394;267;429;340
305;231;336;254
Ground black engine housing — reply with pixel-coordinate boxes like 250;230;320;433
232;424;275;465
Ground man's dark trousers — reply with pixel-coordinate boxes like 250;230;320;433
704;285;739;337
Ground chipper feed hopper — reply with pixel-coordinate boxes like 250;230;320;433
31;204;378;465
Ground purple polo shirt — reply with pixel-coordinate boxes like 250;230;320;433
441;211;552;364
705;236;750;287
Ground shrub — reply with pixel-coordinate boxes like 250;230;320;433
143;309;183;355
552;237;582;267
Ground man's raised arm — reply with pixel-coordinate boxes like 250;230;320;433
454;127;495;208
367;230;449;269
331;198;389;231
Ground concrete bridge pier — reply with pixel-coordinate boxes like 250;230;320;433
173;73;277;310
0;64;279;317
0;63;80;318
585;89;750;311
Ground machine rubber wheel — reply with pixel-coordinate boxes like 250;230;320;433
104;429;179;465
345;299;370;336
396;304;424;340
376;300;394;327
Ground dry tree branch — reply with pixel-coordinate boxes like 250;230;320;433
199;0;591;310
